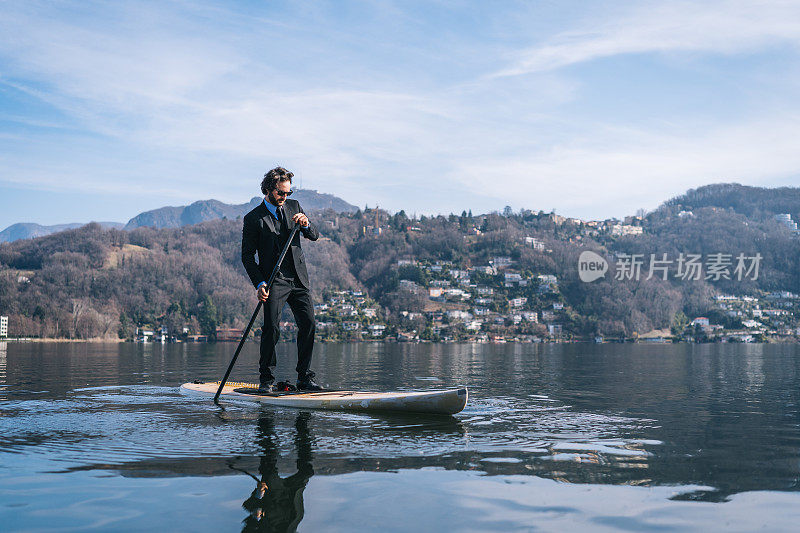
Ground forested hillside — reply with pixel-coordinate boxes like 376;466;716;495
660;183;800;220
1;184;798;340
0;219;357;339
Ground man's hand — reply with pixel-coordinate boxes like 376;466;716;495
257;285;270;302
292;213;310;227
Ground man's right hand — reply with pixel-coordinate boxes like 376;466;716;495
257;285;270;302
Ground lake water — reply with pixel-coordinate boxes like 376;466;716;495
2;340;800;532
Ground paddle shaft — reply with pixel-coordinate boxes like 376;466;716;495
214;224;300;403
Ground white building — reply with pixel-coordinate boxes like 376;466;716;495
472;265;496;275
548;324;563;335
610;224;643;236
775;213;799;232
449;269;469;279
524;237;545;251
492;256;513;268
448;310;472;321
398;279;419;291
767;291;798;300
136;328;154;343
445;288;469;300
368;324;386;336
338;304;358;317
0;316;7;338
510;297;527;308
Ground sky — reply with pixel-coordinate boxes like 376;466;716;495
1;0;800;229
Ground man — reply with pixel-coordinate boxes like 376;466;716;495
241;167;322;392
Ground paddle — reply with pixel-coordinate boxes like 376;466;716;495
214;224;300;404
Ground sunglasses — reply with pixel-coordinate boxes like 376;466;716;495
273;189;293;197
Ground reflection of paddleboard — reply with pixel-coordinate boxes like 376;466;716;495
180;381;468;415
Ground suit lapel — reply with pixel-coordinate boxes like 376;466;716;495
284;200;297;228
258;202;279;234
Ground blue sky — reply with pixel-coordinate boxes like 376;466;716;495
1;0;800;229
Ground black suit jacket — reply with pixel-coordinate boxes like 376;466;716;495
241;199;319;290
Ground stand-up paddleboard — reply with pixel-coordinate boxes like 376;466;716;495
181;380;468;415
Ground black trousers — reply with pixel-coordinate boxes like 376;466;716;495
260;277;315;381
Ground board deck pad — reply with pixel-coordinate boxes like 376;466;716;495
181;380;467;415
233;387;346;397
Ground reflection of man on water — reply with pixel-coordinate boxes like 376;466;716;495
241;412;314;532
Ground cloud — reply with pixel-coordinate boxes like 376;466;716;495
1;1;800;223
0;1;571;211
447;113;800;218
492;1;800;77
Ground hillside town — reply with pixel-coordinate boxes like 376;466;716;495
1;184;799;344
96;261;800;344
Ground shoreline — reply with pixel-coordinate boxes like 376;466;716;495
0;337;800;345
0;338;125;343
3;337;798;345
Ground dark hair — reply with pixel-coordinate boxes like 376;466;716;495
261;167;294;195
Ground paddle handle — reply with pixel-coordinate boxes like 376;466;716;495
214;225;300;404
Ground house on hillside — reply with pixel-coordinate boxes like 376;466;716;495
510;297;527;308
368;324;386;337
216;328;244;342
492;256;513;268
524;237;545;251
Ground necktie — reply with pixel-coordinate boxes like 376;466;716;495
276;206;286;233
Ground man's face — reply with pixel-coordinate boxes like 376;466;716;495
268;180;292;206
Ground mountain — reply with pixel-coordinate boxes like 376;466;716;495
0;222;125;243
124;198;260;230
659;183;800;220
0;189;358;242
124;189;358;230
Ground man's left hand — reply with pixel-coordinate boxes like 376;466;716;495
292;213;310;227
